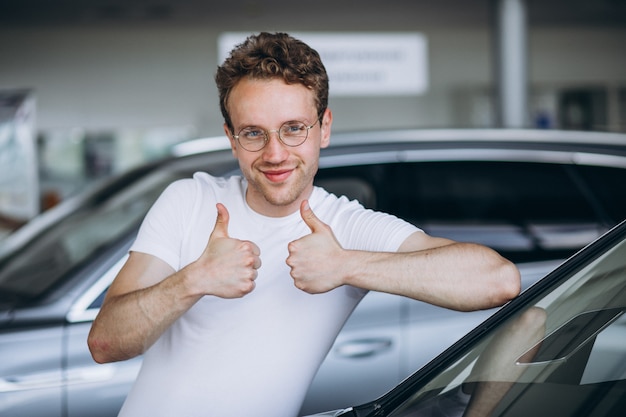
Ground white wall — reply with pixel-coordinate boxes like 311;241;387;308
1;25;624;136
1;27;219;134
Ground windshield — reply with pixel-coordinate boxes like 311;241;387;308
389;233;626;417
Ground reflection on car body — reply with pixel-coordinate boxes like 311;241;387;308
1;129;626;416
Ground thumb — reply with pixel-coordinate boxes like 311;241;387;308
211;203;230;238
300;200;324;233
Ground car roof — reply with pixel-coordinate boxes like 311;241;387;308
172;129;626;158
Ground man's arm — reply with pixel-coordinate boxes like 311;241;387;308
88;203;261;363
287;200;521;311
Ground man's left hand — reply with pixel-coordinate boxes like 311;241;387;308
287;200;346;293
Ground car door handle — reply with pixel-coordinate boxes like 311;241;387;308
0;365;115;392
65;364;116;385
0;371;64;392
334;338;393;358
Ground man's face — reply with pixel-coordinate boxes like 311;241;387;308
224;77;332;217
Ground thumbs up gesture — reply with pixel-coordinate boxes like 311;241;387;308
188;203;261;298
286;200;346;293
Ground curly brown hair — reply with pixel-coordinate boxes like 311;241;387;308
215;32;329;133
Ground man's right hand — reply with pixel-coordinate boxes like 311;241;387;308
189;203;261;298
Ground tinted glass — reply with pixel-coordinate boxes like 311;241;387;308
380;161;594;222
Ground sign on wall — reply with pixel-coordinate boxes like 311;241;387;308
218;32;429;97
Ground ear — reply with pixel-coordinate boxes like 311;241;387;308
223;123;238;158
320;108;333;149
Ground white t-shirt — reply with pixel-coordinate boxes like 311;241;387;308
119;173;419;417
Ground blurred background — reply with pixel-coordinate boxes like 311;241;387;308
1;0;625;234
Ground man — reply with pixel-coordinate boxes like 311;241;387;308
88;32;520;417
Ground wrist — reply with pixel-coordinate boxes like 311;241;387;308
175;265;209;300
340;249;367;288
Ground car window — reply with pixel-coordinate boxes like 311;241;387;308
0;171;186;302
387;235;626;417
316;160;624;263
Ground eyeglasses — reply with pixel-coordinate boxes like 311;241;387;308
232;118;320;152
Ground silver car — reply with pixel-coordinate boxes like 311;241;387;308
1;129;626;416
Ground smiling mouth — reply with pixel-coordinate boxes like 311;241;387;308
262;168;293;183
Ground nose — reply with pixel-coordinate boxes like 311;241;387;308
261;130;289;162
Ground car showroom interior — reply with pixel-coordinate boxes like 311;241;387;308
1;1;625;417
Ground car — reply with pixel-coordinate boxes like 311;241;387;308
1;128;626;416
303;217;626;417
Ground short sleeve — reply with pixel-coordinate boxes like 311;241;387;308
130;178;197;270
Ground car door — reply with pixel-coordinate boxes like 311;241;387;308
299;291;404;415
65;321;141;417
0;325;64;417
368;158;623;376
64;255;142;417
